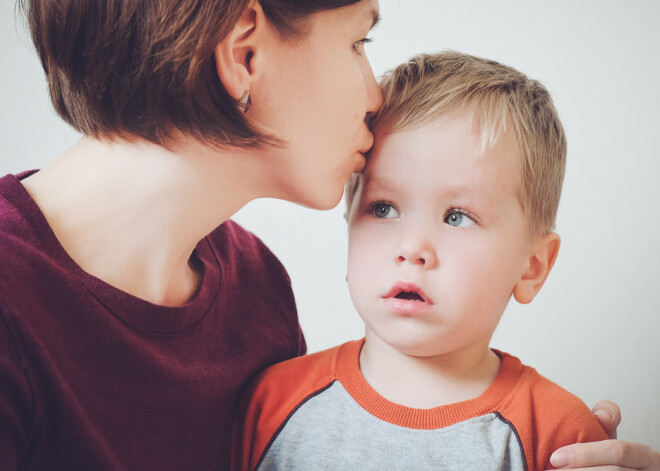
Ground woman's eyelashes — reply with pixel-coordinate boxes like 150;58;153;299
353;37;373;55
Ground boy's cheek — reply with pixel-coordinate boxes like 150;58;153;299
347;233;384;286
348;225;386;259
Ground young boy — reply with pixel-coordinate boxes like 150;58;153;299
232;51;608;471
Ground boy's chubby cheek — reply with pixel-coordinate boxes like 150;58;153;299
346;229;381;282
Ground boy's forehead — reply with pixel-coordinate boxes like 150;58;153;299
372;106;520;153
369;113;521;174
369;115;475;167
361;115;523;207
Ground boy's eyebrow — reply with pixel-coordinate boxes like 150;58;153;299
363;176;397;193
365;177;494;208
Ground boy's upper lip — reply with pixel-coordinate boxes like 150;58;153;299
383;281;434;304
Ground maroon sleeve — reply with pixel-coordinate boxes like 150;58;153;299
0;310;34;470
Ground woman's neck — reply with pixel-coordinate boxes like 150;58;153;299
359;334;501;409
21;135;271;306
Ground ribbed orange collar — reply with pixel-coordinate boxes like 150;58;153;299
334;339;525;429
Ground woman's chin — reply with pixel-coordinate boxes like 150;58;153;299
298;191;343;211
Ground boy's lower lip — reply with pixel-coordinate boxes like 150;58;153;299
382;298;434;316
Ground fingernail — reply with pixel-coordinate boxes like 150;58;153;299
550;451;572;468
593;409;613;422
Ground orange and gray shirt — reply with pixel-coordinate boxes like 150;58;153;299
232;339;607;471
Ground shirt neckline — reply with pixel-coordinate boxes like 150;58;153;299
335;339;524;429
3;171;221;334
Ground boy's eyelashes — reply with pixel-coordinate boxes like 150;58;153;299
444;208;478;228
367;201;399;219
363;200;479;227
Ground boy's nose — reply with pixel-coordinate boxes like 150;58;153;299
394;237;438;269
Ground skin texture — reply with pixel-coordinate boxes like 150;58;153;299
347;114;559;408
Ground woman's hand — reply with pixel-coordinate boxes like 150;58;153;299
548;400;660;470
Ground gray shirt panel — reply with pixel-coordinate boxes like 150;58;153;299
258;381;525;471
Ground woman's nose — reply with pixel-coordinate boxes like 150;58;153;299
363;60;383;117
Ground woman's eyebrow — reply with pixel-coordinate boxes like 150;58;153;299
370;10;381;30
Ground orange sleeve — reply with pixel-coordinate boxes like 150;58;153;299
499;365;608;471
231;344;343;471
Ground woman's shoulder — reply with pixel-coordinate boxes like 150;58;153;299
205;219;292;284
0;173;45;274
206;219;272;254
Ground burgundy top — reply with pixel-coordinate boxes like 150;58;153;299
0;172;306;470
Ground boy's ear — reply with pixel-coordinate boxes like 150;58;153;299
513;232;561;304
214;3;265;101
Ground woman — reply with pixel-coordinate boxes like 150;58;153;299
0;0;657;469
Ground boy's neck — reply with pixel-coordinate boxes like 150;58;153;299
359;335;501;409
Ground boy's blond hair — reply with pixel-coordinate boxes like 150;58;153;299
345;51;566;236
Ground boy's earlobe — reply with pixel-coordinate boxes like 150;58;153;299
513;233;561;305
214;4;263;102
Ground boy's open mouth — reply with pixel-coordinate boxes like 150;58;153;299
395;291;425;302
384;282;433;305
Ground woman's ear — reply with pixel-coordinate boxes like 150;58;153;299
513;232;561;304
214;2;266;101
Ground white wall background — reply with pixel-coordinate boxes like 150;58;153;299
2;0;659;449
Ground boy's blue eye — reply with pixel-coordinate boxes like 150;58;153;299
445;210;476;228
371;202;398;219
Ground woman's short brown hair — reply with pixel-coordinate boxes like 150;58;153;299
18;0;362;148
